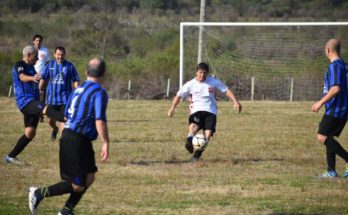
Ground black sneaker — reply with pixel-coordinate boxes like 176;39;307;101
50;127;59;141
58;207;75;215
185;137;194;154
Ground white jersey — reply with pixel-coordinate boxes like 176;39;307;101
177;76;228;115
34;46;50;74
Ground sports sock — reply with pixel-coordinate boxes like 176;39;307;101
62;187;88;213
325;136;348;163
8;135;31;158
35;181;73;199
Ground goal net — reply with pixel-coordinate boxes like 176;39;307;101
180;22;348;101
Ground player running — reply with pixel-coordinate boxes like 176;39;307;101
168;62;242;162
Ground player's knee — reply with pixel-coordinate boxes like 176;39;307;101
317;134;327;144
25;129;36;139
72;183;86;193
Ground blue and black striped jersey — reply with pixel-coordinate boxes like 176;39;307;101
64;80;108;140
41;60;79;105
12;61;40;110
323;58;348;120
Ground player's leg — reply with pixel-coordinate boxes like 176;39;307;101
59;130;97;214
5;103;40;165
186;112;203;153
317;115;347;178
49;118;59;141
60;173;95;215
191;112;216;162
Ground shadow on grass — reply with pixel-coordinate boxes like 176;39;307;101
129;157;284;166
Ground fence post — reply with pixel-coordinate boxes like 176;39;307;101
251;76;254;101
290;77;294;102
8;85;12;97
127;80;131;100
166;78;171;99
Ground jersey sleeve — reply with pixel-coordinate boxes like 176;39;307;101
328;63;344;87
215;79;228;93
176;81;191;98
41;63;50;81
15;61;26;76
94;90;108;122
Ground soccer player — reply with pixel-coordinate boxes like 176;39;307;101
32;34;50;122
32;34;50;75
168;62;242;162
312;39;348;178
29;57;110;215
39;46;80;141
4;45;64;165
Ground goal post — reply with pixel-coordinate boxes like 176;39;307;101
179;22;348;101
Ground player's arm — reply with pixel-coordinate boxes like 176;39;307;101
19;73;41;83
96;120;109;162
39;79;47;91
168;95;181;117
312;85;340;113
225;89;242;113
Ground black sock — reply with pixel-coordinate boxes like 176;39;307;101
62;187;88;213
325;136;348;167
35;181;73;199
8;135;31;158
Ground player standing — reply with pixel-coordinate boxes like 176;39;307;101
168;62;242;162
312;39;348;178
29;57;110;215
39;47;80;141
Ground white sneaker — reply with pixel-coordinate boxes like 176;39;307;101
28;187;40;215
4;155;25;165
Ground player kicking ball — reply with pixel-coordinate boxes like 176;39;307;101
168;62;242;162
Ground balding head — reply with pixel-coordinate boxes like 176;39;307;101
87;57;106;78
326;39;341;55
23;45;37;57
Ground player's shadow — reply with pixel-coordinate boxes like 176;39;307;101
129;159;191;166
129;157;284;166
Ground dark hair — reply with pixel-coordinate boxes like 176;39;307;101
55;46;66;54
32;34;43;41
196;62;209;72
87;58;106;78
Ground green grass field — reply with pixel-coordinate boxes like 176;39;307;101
1;98;348;215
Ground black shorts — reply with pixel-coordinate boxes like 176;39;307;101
49;105;66;115
318;114;347;137
59;129;97;186
189;111;217;133
21;100;44;128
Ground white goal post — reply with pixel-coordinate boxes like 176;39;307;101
179;22;348;101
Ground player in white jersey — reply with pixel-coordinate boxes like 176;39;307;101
32;34;50;122
168;62;242;162
32;34;50;75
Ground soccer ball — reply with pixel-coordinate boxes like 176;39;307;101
192;134;207;150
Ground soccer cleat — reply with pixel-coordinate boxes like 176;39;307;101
58;207;75;215
190;149;204;162
343;164;348;178
185;137;194;154
4;155;25;165
318;170;338;179
28;187;41;215
51;127;59;141
57;212;75;215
